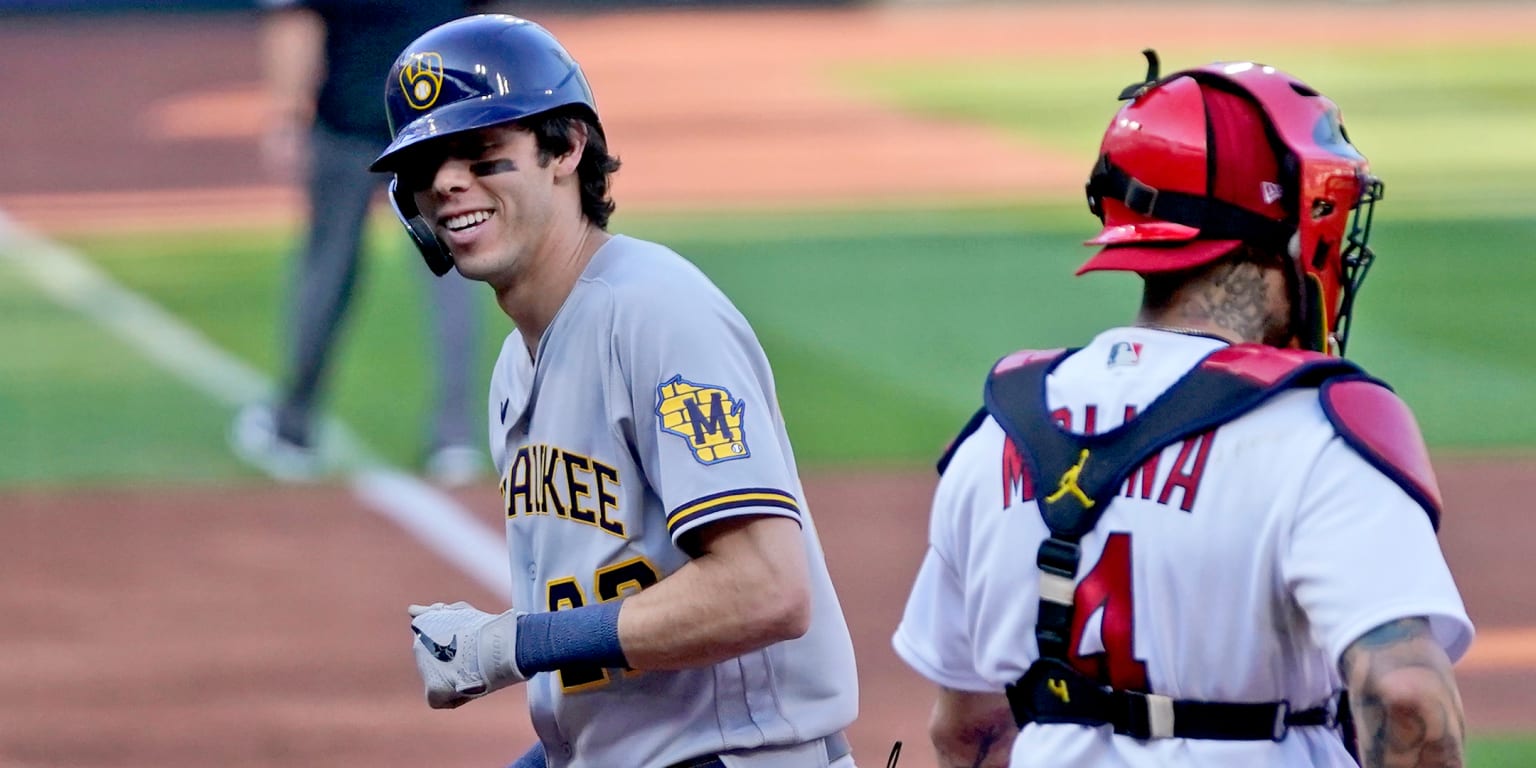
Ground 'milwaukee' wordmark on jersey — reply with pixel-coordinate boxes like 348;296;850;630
500;444;627;537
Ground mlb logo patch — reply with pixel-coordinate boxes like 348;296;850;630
1108;341;1142;367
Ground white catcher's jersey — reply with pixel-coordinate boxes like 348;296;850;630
489;235;858;768
893;327;1473;768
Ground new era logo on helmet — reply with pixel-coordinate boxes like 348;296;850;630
401;52;444;111
1261;181;1284;205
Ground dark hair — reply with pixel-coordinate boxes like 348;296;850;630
522;109;622;229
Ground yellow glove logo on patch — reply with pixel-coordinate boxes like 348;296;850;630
400;52;445;110
656;376;749;465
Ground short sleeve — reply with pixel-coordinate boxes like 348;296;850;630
609;266;802;546
892;425;997;692
1283;437;1474;666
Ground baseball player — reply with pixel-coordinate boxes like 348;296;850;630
369;15;859;768
892;53;1473;768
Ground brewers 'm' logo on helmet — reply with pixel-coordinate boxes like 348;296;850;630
400;52;445;110
655;376;749;465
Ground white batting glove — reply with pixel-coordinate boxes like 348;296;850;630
408;601;528;709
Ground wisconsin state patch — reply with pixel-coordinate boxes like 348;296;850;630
656;375;750;464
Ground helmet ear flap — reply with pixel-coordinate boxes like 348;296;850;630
388;178;455;277
1285;230;1331;353
1298;271;1329;353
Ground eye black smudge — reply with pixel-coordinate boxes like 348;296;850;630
470;159;518;177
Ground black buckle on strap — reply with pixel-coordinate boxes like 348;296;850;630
1271;700;1292;741
1323;690;1341;729
1036;538;1080;578
1034;538;1081;659
1117;690;1155;740
1123;177;1160;216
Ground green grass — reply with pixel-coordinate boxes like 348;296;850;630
0;254;251;484
1468;735;1536;767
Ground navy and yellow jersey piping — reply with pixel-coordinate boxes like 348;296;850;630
667;487;801;536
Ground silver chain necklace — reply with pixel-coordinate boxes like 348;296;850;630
1136;323;1238;343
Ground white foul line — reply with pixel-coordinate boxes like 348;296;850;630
352;468;512;597
0;211;511;605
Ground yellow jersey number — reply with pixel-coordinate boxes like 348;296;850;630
545;556;662;692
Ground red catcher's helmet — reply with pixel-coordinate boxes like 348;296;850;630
1081;53;1383;355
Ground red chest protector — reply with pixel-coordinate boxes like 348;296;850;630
939;343;1442;528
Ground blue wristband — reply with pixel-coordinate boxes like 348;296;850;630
515;599;628;674
507;741;546;768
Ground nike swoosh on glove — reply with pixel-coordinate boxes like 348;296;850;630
408;601;528;709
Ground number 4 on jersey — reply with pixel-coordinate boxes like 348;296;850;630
1068;532;1150;692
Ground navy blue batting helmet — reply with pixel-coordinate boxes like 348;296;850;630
371;14;601;275
371;14;599;173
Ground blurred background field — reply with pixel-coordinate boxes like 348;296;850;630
3;1;1534;764
19;196;1536;483
9;38;1535;481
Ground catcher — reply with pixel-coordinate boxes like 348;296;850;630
892;52;1473;768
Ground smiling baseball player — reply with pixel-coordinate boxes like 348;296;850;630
892;54;1473;768
370;15;858;768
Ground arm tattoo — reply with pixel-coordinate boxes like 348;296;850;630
1342;617;1466;768
941;716;1010;768
968;726;1003;768
932;690;1015;768
1352;617;1430;649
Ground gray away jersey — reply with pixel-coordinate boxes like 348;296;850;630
487;235;858;768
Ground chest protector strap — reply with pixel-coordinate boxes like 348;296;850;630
984;346;1360;744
